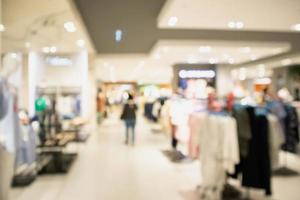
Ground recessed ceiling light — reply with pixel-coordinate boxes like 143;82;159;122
64;21;76;33
76;39;85;47
236;22;244;29
239;47;251;53
228;58;235;64
199;46;212;53
281;59;292;66
0;24;5;32
115;29;123;42
291;24;300;31
168;16;178;27
228;21;244;29
209;58;218;64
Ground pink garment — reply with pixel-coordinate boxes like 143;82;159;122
188;112;206;158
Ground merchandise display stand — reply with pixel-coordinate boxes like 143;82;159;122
37;132;78;174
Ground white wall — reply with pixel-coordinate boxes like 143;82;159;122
217;65;234;97
28;52;45;116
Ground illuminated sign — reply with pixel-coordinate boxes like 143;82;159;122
45;56;73;66
179;70;215;79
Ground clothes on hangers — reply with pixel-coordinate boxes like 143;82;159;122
267;115;285;170
0;80;9;120
242;107;272;195
232;104;252;157
198;114;239;200
0;93;17;152
282;104;299;153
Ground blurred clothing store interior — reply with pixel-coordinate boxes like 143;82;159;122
0;0;300;200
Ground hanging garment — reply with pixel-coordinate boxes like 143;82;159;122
0;81;9;120
0;93;16;152
242;107;272;195
199;115;226;200
267;115;285;170
232;105;252;157
188;112;205;158
282;105;299;153
15;125;36;168
220;117;239;174
198;115;240;200
159;100;171;136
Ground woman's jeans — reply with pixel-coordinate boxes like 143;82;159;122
125;119;136;144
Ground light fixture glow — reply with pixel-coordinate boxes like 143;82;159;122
64;21;76;33
115;29;123;42
239;47;251;53
168;16;178;27
76;39;85;47
179;70;215;79
46;56;73;66
199;46;212;53
292;24;300;31
209;58;218;64
228;58;235;64
255;78;272;85
0;24;5;32
228;21;244;29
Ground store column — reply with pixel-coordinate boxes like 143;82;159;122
79;51;89;119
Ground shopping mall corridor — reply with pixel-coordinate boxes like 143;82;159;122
10;114;200;200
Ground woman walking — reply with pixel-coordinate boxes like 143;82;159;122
121;94;138;145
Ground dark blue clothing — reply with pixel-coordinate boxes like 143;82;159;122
125;119;136;144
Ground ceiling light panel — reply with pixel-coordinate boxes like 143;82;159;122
158;0;300;32
64;21;77;33
168;16;178;27
0;24;5;32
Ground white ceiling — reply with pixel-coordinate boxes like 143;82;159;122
2;0;298;84
95;54;173;84
94;40;290;83
158;0;300;32
2;0;94;53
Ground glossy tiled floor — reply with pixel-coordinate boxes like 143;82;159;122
10;115;300;200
